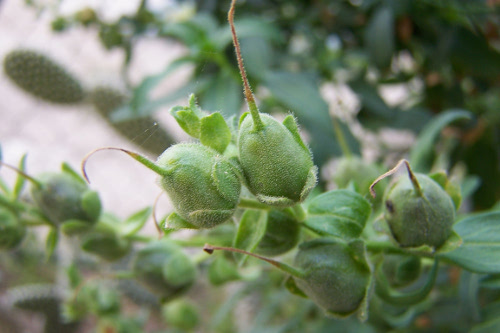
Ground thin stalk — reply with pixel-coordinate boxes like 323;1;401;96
370;159;422;198
204;244;306;279
82;147;167;184
228;0;263;130
332;116;352;158
238;198;271;210
0;161;42;188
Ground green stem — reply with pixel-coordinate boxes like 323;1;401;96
366;240;434;258
238;197;271;210
291;204;307;222
332;117;352;158
0;161;42;188
203;244;306;279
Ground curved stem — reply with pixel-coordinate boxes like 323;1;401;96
238;197;271;210
228;0;263;130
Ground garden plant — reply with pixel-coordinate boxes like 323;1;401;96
1;0;500;332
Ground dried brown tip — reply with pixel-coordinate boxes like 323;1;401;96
369;159;418;198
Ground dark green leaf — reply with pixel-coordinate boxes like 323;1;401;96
305;190;371;239
410;109;472;172
240;37;273;79
233;210;267;266
120;207;152;237
440;212;500;273
365;6;395;70
81;191;101;222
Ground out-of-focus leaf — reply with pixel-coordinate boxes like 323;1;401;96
410;109;472;172
440;212;500;273
365;6;395;70
12;154;27;200
240;37;273;79
263;71;359;165
200;72;242;117
120;207;152;237
305;190;371;239
233;210;267;266
45;228;58;261
208;255;241;286
213;18;282;50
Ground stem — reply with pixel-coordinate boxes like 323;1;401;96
332;117;352;158
228;0;263;130
81;147;167;184
238;198;271;210
203;244;306;279
369;159;422;198
365;240;434;258
292;204;307;222
0;161;43;188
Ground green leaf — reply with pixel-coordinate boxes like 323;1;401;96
45;228;58;261
240;37;273;79
410;110;472;173
305;190;371;239
208;255;241;286
213;17;282;50
284;276;307;298
120;207;152;237
81;191;101;222
233;210;268;266
61;220;93;236
169;94;204;138
471;317;500;333
440;212;500;273
61;162;86;185
12;154;27;200
263;71;359;165
200;72;242;118
200;112;232;153
162;212;198;231
365;6;395;70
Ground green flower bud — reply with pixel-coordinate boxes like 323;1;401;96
132;240;196;302
238;113;317;207
0;208;26;250
384;173;455;248
255;209;300;256
157;143;241;228
333;156;383;196
31;172;101;227
3;49;85;104
162;299;199;330
81;232;131;261
292;238;371;316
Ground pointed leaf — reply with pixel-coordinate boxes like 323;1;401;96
365;6;395;70
45;228;58;261
200;112;232;153
169;105;202;138
61;220;94;236
61;162;86;185
81;191;102;222
120;207;152;237
305;190;371;239
12;154;28;200
200;72;242;118
284;276;307;298
440;212;500;273
410;110;472;172
162;212;198;231
233;210;268;266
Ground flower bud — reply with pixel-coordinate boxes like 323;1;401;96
0;208;26;250
31;172;101;227
293;238;371;316
255;209;300;256
132;240;196;302
157;143;241;228
238;113;317;207
333;156;383;196
162;299;199;330
384;173;455;248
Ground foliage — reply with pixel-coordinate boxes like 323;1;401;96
1;0;500;332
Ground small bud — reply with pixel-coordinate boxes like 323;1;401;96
31;172;101;227
0;208;26;250
162;299;199;330
132;240;196;302
238;113;317;207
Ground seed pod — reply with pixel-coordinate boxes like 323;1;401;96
162;299;199;330
0;208;26;250
3;49;85;104
31;171;101;227
132;240;196;302
292;238;371;316
157;143;241;228
89;86;174;156
238;113;317;207
371;160;455;249
204;237;371;318
255;209;300;257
